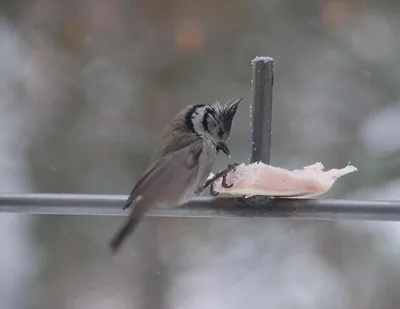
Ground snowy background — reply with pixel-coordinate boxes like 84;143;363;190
1;0;400;308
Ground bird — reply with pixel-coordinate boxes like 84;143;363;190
109;98;242;253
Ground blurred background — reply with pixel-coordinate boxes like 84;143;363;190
1;0;400;308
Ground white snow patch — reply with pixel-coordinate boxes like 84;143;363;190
251;56;275;63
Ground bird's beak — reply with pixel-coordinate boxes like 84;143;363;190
217;142;231;158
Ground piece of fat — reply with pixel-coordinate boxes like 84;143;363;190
209;162;357;198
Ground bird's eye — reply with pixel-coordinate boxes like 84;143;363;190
218;128;224;138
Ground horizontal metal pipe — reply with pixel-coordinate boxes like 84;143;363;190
0;193;399;221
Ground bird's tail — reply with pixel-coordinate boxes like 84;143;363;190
109;217;139;254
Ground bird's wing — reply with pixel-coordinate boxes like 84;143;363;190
110;141;203;253
122;161;162;210
122;140;202;210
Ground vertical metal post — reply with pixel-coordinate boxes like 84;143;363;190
250;56;275;164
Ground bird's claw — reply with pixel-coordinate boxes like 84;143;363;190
201;162;240;195
228;162;240;171
221;163;239;188
209;184;219;196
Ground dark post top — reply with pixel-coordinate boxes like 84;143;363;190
250;56;274;164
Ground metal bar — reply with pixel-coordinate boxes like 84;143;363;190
250;56;274;164
1;193;400;221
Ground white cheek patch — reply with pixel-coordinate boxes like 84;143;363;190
191;106;209;136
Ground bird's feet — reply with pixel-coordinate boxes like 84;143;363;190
201;163;240;196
